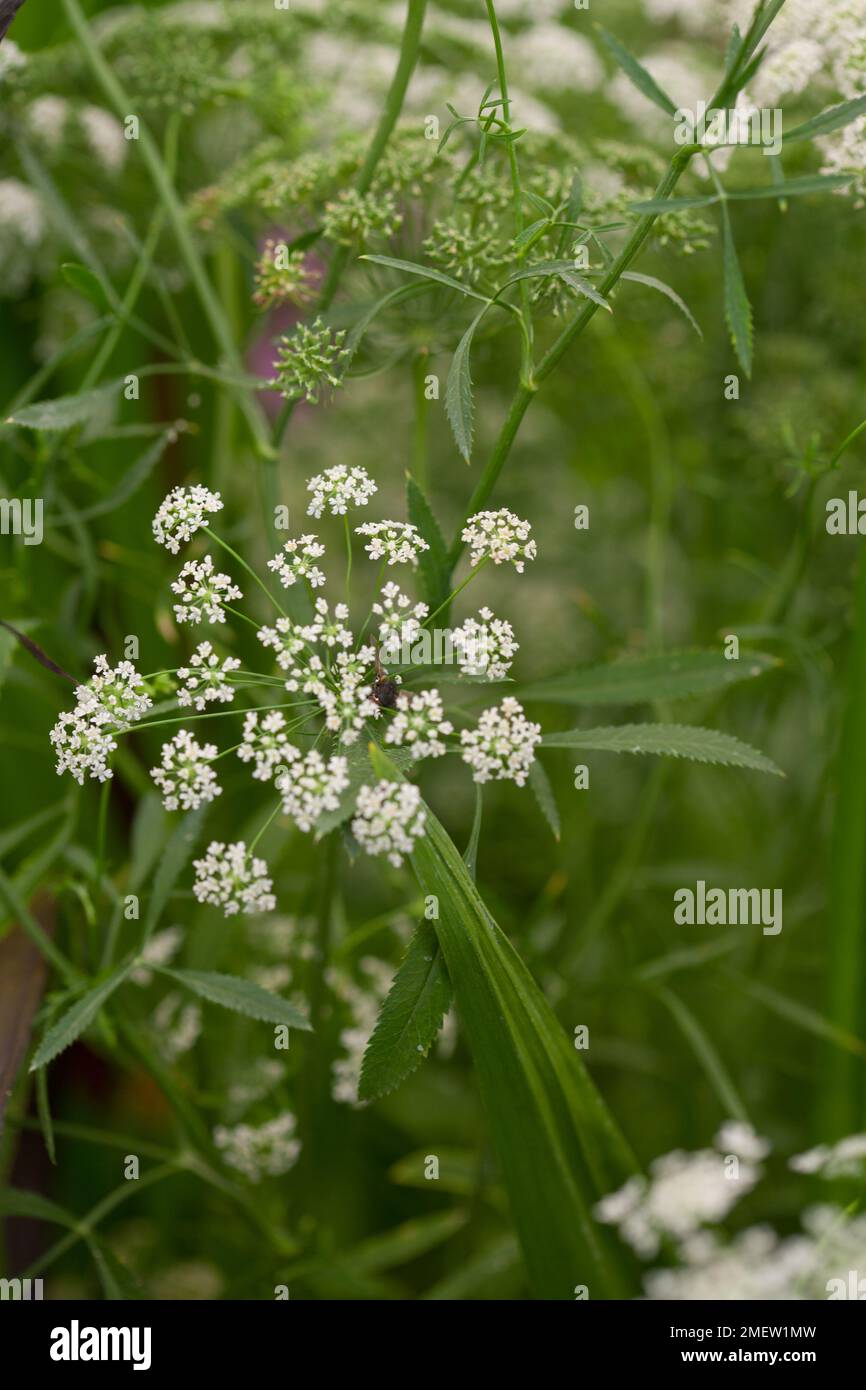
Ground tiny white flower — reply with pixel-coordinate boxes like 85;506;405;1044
257;617;307;688
304;647;378;745
355;520;430;567
278;749;350;832
171;555;242;625
74;655;152;729
306;464;377;519
714;1121;771;1163
351;780;426;867
176;641;240;710
452;606;518;680
151;993;201;1063
373;582;428;657
297;596;353;649
237;711;300;782
462;508;536;573
459;696;541;785
150;729;222;811
213;1112;300;1181
132;926;184;986
384;688;453;758
193;840;276;917
50;711;117;785
267;534;326;589
152;485;223;553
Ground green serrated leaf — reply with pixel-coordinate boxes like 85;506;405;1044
30;963;132;1071
620;272;702;338
541;722;783;775
445;305;488;463
0;1188;77;1226
358;921;452;1102
529;760;560;841
596;26;678;116
154;967;312;1030
406;474;449;609
359;254;491;304
721;204;752;377
518;649;779;705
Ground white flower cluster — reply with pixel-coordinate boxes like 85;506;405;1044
459;697;541;785
306;464;377;518
789;1133;866;1179
328;956;395;1106
192;840;276;916
51;656;152;784
176;641;240;710
213;1112;301;1181
374;583;428;654
267;534;326;589
152;485;223;553
461;508;536;573
132;926;184;986
453;607;518;680
150;730;222;811
257;617;306;688
355;520;430;567
384;689;453;758
151;992;202;1063
512;23;603;94
237;711;300;782
171;555;242;625
297;596;353;649
596;1123;768;1259
304;649;379;745
278;749;350;832
351;780;427;867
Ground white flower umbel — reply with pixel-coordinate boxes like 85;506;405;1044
151;993;201;1063
150;730;222;811
267;534;326;589
50;711;117;785
257;618;307;689
355;520;430;567
460;697;541;786
132;926;184;986
213;1112;301;1181
373;582;428;657
461;508;536;573
304;648;378;746
176;641;240;710
384;689;453;758
193;840;276;917
278;749;350;832
790;1133;866;1179
595;1147;762;1260
715;1121;771;1164
74;655;153;729
351;780;426;867
297;596;353;649
452;607;518;680
171;555;242;625
237;711;300;782
152;485;223;553
306;464;377;519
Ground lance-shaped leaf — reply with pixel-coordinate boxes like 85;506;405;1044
358;921;453;1102
30;962;132;1071
410;799;637;1298
529;759;560;841
784;94;866;144
517;648;779;705
141;804;207;944
445;304;489;463
406;474;450;610
596;26;678;116
620;272;702;338
721;203;752;377
359;254;491;304
5;380;121;431
154;967;312;1030
541;722;783;775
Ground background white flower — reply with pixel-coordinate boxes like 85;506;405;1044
237;710;300;781
384;688;453;758
460;697;541;785
306;464;377;518
213;1112;301;1181
278;749;350;831
462;508;536;572
268;534;326;589
176;641;240;710
355;520;430;567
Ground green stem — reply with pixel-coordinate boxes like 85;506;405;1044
249;798;284;854
423;559;488;627
344;513;353;607
93;780;110;897
204;528;286;617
